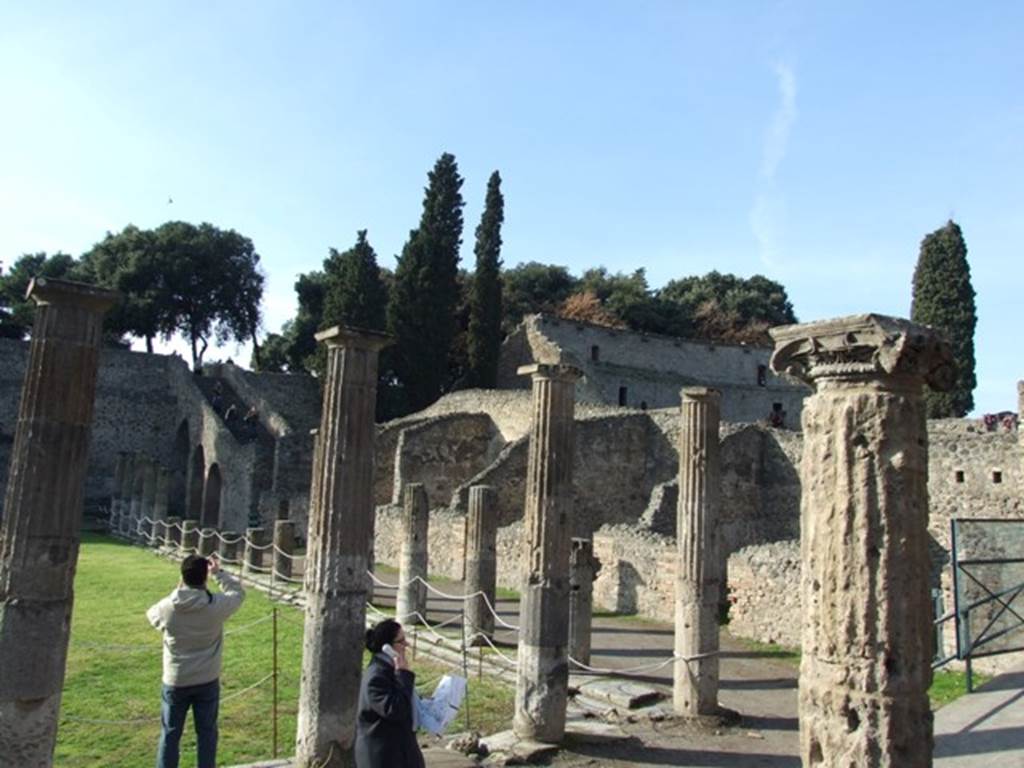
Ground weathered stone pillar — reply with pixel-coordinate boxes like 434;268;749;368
245;526;268;573
465;485;498;643
165;516;182;547
115;452;136;535
568;538;598;667
154;467;171;522
395;483;429;624
0;277;116;765
199;528;218;557
513;363;581;743
219;531;241;564
181;519;199;555
673;386;722;717
771;314;953;768
274;520;296;580
140;459;158;540
295;325;390;768
128;453;148;537
111;452;127;519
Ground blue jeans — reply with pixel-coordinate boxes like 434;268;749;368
156;679;219;768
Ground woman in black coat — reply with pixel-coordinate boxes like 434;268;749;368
355;619;426;768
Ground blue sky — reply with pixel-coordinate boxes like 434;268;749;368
2;2;1021;414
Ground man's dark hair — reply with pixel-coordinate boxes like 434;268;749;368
181;555;209;588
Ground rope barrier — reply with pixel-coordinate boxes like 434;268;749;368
224;612;275;636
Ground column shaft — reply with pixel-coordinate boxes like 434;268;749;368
673;387;721;716
771;314;952;767
0;278;116;765
568;538;597;667
465;485;498;642
274;520;296;581
513;364;580;743
395;483;429;624
294;325;390;768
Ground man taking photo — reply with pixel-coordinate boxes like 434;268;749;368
147;553;245;768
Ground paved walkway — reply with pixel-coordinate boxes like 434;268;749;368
934;668;1024;767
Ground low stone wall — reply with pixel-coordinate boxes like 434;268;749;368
592;525;676;619
726;540;801;647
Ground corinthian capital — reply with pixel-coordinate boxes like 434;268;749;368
769;313;954;390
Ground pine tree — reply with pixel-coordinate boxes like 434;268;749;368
321;230;387;332
466;171;505;388
911;220;977;417
387;153;465;412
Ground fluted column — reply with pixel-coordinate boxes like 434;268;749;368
395;483;429;624
513;363;581;743
0;277;116;766
295;325;391;768
568;538;598;667
771;314;953;768
673;386;722;716
465;485;498;643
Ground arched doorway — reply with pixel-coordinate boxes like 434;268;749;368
187;445;205;520
171;421;190;517
201;464;222;528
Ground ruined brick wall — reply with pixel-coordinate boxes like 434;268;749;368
725;540;801;647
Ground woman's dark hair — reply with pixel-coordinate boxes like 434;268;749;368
365;619;402;653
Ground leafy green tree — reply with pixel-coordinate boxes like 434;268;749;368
82;221;265;368
0;252;77;339
501;262;578;331
387;153;465;412
911;220;976;416
466;171;505;388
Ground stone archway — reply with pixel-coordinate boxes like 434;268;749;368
201;463;222;528
171;420;190;517
187;444;205;520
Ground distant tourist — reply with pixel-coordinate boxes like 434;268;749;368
147;554;245;768
355;619;425;768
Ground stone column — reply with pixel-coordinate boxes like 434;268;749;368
673;386;722;717
128;453;148;537
116;452;136;535
513;363;581;743
274;520;296;581
111;452;127;520
568;538;598;667
199;528;218;557
0;277;116;765
154;467;171;522
465;485;498;643
219;531;241;564
140;459;158;540
181;519;199;555
770;314;953;768
245;526;268;573
395;483;429;624
165;516;183;547
295;325;390;768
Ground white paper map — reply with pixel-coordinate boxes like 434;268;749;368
415;674;467;735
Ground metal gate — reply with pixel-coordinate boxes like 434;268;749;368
933;517;1024;691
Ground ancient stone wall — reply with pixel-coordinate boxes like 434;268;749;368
391;413;504;507
725;540;801;647
496;314;809;423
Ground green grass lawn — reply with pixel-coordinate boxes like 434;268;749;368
56;533;513;768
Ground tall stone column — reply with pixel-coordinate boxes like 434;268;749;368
0;277;116;766
165;516;182;547
116;452;136;534
770;314;953;768
295;325;390;768
465;485;498;643
395;483;429;624
140;459;158;535
244;526;268;573
154;467;171;522
274;520;296;580
673;386;722;717
181;519;199;555
513;363;581;743
568;538;598;667
128;453;148;535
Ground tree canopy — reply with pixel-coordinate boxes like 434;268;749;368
0;252;78;339
911;220;976;417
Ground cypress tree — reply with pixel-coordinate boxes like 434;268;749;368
910;220;976;417
321;230;387;332
387;153;465;411
467;171;505;388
